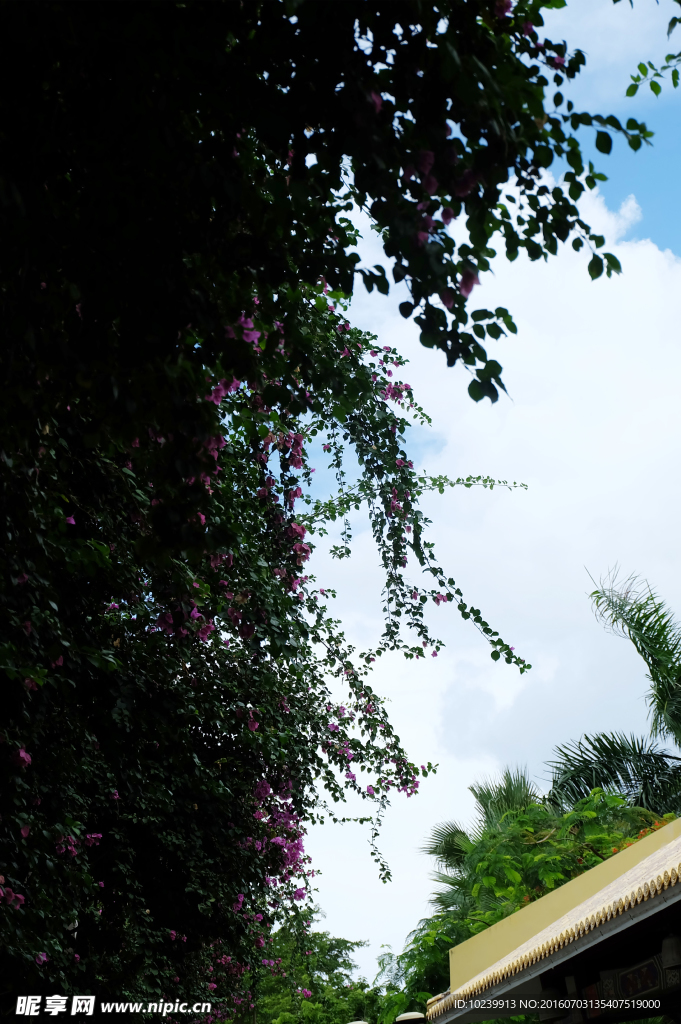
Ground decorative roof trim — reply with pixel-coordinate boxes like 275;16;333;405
427;856;681;1018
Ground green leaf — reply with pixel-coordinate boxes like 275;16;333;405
604;252;622;276
399;302;414;318
650;79;662;96
534;146;554;168
468;380;485;402
626;83;639;97
588;255;604;280
595;131;612;154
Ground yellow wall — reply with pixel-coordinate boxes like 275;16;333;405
450;817;681;992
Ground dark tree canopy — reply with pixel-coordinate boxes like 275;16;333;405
1;0;646;409
0;0;639;1011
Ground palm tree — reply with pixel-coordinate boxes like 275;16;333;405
548;572;681;813
422;767;542;915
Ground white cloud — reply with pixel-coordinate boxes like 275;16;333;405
587;191;642;240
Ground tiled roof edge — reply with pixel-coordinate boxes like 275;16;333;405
427;862;681;1018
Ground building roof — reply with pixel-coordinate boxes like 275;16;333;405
427;817;681;1020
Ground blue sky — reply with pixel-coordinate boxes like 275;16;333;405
303;0;681;983
544;0;681;250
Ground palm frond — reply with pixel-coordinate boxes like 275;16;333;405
428;869;506;915
548;732;681;813
591;571;681;743
421;821;472;868
422;768;541;874
470;766;542;826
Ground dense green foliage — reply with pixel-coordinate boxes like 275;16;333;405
2;298;527;1006
376;774;672;1013
256;920;381;1024
0;0;645;1009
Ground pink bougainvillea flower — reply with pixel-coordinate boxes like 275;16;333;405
293;888;306;901
453;168;478;197
369;91;382;113
415;150;435;175
35;952;48;966
367;785;375;796
110;790;120;801
422;174;438;195
170;930;177;940
495;0;512;15
20;826;30;838
65;516;75;525
13;749;32;769
74;954;80;962
23;677;38;691
441;207;455;226
440;288;455;310
51;655;63;668
553;55;566;66
208;983;217;991
460;269;480;298
247;719;259;731
15;572;28;584
254;779;271;801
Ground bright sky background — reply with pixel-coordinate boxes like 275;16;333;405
303;0;681;983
